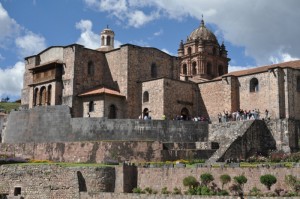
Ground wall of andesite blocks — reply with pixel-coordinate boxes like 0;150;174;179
1;165;300;198
0;165;115;199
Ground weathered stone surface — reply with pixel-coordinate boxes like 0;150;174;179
0;164;115;199
3;106;208;143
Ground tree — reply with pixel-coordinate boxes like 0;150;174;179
200;173;214;186
260;174;277;190
183;176;198;189
220;174;231;190
234;175;247;188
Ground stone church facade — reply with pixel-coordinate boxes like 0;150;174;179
21;20;300;122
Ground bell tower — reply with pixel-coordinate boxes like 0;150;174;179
178;18;230;82
98;25;115;52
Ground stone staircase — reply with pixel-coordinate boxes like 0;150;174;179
161;142;217;161
206;120;255;163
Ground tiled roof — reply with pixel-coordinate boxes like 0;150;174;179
78;87;125;97
224;60;300;77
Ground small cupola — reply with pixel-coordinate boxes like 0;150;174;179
98;25;115;52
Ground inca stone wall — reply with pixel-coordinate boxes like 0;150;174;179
3;106;208;143
208;120;276;162
137;167;300;195
80;193;299;199
0;141;162;163
0;113;7;141
0;165;115;199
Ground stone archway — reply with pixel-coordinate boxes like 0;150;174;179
181;107;189;120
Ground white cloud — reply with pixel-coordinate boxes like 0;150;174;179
0;61;24;98
161;48;174;56
76;19;122;49
76;19;100;49
15;32;46;57
127;10;159;28
228;65;256;73
114;39;122;48
84;0;300;65
84;0;159;27
154;29;163;36
269;52;300;64
0;3;20;47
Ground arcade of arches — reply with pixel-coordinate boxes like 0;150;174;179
33;85;52;106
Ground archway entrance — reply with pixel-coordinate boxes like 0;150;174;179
143;108;149;119
181;107;189;120
108;104;117;119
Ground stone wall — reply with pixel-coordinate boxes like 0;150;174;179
80;193;299;199
0;164;115;199
266;119;300;153
3;106;208;143
0;141;162;163
137;167;300;195
208;120;276;162
0;113;7;142
198;79;231;121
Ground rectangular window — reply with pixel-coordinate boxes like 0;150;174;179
14;187;21;196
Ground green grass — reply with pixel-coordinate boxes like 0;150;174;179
0;102;20;113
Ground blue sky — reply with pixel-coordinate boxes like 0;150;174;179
1;0;300;100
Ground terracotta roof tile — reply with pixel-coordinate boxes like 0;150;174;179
78;87;125;97
225;60;300;77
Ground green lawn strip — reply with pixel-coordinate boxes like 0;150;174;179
0;102;20;113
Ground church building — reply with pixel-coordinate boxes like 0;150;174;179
21;20;300;122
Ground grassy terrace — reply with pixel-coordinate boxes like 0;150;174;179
0;102;20;113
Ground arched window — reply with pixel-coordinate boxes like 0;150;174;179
108;104;117;119
218;65;223;76
89;101;94;112
33;88;39;106
250;78;259;92
101;36;104;46
40;86;46;105
47;85;52;105
107;36;111;46
187;47;192;55
182;64;187;75
77;171;87;192
88;61;94;75
151;63;157;78
207;62;212;75
181;107;189;120
192;62;197;75
143;91;149;103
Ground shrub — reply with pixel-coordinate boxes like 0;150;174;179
285;175;300;192
183;176;198;189
161;187;170;194
220;174;231;190
249;186;261;196
217;190;229;196
132;187;145;194
229;184;242;196
200;173;214;186
260;174;277;190
144;187;155;194
200;186;213;195
234;174;247;188
172;187;181;195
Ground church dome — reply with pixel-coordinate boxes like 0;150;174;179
188;19;217;42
